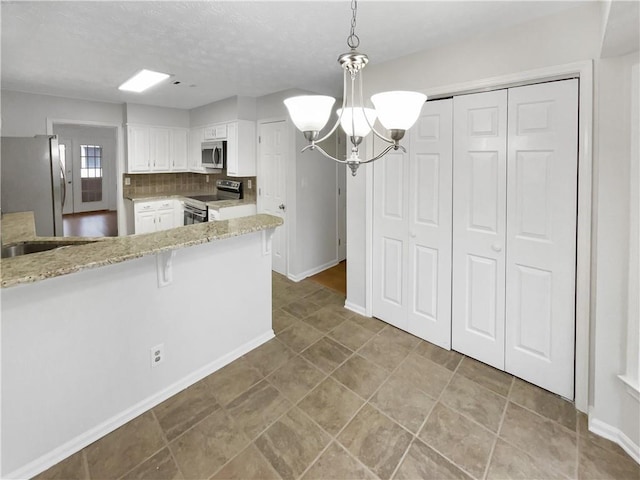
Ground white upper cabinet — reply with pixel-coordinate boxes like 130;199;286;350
171;129;189;171
149;127;171;171
226;120;256;177
126;124;189;173
127;126;150;173
188;126;205;173
203;124;227;140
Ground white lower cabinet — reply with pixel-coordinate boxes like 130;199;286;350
373;79;579;398
134;199;178;234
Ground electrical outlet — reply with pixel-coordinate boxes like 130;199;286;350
150;344;164;367
124;177;131;186
248;179;252;189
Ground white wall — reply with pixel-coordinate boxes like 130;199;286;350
592;50;640;456
124;103;189;127
1;90;124;137
189;95;257;127
1;232;273;478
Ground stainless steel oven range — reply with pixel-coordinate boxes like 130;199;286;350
183;180;243;226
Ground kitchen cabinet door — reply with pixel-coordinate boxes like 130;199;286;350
226;120;256;177
171;129;188;171
135;210;156;234
127;126;150;172
189;127;205;173
150;127;171;171
156;208;175;231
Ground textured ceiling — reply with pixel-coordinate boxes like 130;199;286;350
1;1;580;109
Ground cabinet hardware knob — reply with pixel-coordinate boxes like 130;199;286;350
491;243;503;252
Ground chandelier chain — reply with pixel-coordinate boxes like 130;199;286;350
347;0;360;49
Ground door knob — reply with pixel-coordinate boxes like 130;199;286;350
491;243;503;252
278;204;286;211
410;232;417;238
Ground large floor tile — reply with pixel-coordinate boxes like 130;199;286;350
243;338;296;376
394;352;453;399
153;378;220;441
440;374;507;432
414;341;463;372
85;411;165;480
328;319;377;351
282;299;323;319
377;326;421;350
499;402;577;478
120;448;182;480
302;442;377;480
204;356;263;406
332;354;390;399
302;304;349;332
578;434;640;480
339;404;413;480
33;450;87;480
419;402;495;479
277;322;324;353
267;355;325;403
255;408;331;480
211;444;281;480
370;373;435;433
393;439;473;480
301;337;353;374
486;439;564;480
358;334;412;371
350;314;387;333
225;379;292;439
169;409;248;479
298;377;364;435
304;287;345;306
509;378;577;431
272;308;299;334
456;357;513;397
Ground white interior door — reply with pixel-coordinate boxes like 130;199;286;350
452;90;508;370
373;147;409;330
373;99;453;345
505;79;578;399
406;99;453;348
258;120;288;275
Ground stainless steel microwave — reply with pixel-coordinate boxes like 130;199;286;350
201;141;225;169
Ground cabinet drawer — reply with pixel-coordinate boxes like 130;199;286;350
135;202;155;212
157;201;174;210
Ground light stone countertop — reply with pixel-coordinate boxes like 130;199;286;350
0;212;282;288
125;192;256;211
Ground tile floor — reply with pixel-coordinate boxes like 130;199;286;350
37;273;640;480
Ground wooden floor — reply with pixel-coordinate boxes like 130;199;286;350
308;260;346;296
63;210;118;237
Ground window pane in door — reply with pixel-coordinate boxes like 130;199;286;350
80;144;103;202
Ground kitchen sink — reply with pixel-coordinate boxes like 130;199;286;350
1;241;94;259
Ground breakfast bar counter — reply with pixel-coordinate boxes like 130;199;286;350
0;211;282;288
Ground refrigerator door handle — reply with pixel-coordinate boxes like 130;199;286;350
60;162;67;208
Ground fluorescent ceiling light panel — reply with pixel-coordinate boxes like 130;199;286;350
118;69;170;92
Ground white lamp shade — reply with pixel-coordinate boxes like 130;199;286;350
337;107;378;137
370;91;427;131
284;95;336;132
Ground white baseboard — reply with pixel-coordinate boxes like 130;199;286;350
288;259;339;283
7;330;275;480
589;413;640;464
344;300;367;317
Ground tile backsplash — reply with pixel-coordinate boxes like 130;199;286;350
123;173;257;201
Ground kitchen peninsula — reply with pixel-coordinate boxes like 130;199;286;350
1;212;282;478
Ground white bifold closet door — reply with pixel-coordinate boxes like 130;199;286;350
373;99;453;349
452;79;578;398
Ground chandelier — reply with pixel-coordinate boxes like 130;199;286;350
284;0;426;176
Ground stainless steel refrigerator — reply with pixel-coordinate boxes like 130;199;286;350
1;135;65;236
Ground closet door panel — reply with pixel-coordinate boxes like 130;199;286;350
373;149;409;330
452;90;508;370
407;99;453;348
505;79;578;399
